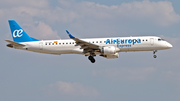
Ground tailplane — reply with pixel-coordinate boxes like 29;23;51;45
8;20;39;42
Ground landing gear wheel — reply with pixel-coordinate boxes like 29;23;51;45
153;55;157;58
88;56;96;63
153;50;157;58
91;59;95;63
88;56;92;60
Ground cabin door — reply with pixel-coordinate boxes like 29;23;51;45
150;38;154;46
39;42;43;50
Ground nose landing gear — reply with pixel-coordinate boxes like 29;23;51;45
153;50;157;58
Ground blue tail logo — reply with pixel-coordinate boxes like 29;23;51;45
13;29;23;38
9;20;39;43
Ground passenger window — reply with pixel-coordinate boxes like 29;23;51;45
52;43;54;45
96;41;98;43
100;41;102;43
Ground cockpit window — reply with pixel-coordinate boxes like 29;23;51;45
158;38;165;41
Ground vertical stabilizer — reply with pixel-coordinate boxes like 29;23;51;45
8;20;38;42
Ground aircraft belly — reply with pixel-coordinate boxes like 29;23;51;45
42;46;83;54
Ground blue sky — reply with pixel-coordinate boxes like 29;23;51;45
0;0;180;101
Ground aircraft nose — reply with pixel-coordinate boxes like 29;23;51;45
166;42;173;48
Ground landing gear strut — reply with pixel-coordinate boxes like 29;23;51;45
88;56;95;63
153;50;157;58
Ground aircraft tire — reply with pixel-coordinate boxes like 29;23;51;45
88;56;95;63
88;56;93;60
153;55;157;58
91;58;95;63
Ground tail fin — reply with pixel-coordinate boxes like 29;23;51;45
8;20;39;42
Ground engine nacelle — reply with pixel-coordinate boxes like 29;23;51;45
100;53;119;59
106;53;119;59
101;46;116;55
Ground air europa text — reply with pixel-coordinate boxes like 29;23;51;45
106;38;141;45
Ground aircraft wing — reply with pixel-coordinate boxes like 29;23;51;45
66;30;100;50
5;40;25;47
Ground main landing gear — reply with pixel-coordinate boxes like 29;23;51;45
153;50;157;58
88;56;95;63
87;52;96;63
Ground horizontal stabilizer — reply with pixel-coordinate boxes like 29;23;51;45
5;40;25;47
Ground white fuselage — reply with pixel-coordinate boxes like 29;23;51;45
14;36;172;55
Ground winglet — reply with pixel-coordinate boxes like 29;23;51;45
66;30;75;39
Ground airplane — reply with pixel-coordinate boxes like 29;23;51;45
6;20;173;63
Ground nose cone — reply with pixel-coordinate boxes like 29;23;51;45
166;42;173;49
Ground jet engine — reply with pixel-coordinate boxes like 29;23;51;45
100;53;119;59
100;46;119;59
101;46;116;55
